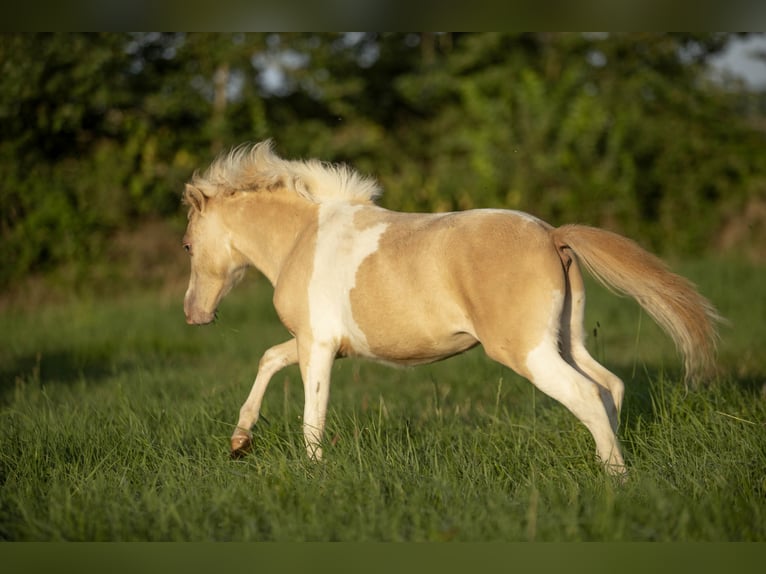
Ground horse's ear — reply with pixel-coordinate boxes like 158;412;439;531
184;184;206;214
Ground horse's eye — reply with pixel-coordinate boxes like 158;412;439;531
183;243;192;254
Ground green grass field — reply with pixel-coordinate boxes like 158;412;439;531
1;258;764;541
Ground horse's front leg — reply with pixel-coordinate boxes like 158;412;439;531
231;338;298;458
298;341;337;461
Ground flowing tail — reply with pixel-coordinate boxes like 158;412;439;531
550;224;722;381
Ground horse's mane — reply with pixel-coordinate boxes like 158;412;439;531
188;140;382;205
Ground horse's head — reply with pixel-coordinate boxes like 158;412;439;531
182;184;247;325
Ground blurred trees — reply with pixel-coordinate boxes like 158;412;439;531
1;33;764;289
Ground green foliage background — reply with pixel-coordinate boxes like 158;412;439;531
1;33;765;291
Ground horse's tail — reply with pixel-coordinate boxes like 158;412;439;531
550;224;722;382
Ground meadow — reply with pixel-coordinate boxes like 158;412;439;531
1;258;764;541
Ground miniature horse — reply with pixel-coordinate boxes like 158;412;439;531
182;140;720;475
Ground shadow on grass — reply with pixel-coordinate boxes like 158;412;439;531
0;346;123;403
606;361;766;433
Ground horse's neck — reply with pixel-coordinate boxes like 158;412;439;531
224;192;319;285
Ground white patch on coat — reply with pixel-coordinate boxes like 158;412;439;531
524;289;567;391
308;203;389;355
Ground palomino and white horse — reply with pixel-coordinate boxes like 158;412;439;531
182;140;720;475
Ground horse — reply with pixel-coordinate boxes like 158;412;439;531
182;140;721;476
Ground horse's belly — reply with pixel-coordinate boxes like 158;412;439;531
352;326;479;366
346;282;479;365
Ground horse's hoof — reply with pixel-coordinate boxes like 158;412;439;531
230;431;252;459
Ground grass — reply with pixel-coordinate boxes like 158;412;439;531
0;258;764;541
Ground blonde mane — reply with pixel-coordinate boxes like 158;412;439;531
189;140;382;205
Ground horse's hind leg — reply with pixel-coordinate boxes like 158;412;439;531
484;331;626;475
527;342;625;474
570;346;624;433
561;255;625;430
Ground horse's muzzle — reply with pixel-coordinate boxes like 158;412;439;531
184;286;217;325
185;309;216;325
184;296;216;324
